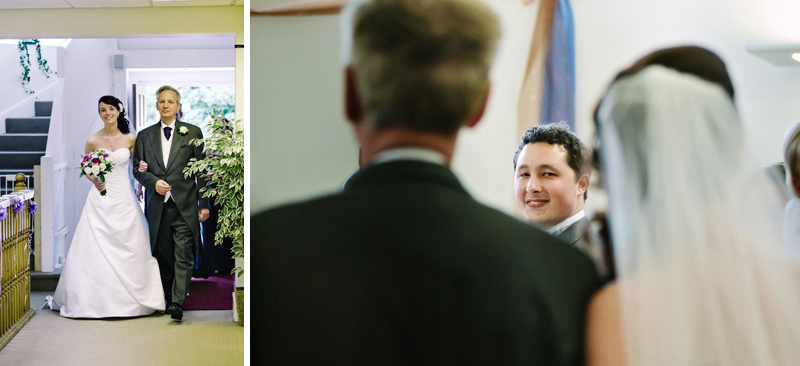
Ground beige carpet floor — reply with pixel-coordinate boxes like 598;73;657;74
0;292;245;366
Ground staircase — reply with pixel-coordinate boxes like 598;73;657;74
0;101;50;194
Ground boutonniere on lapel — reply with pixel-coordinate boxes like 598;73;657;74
178;126;189;136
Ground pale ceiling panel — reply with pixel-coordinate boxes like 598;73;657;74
116;34;235;50
0;0;240;8
0;0;70;9
66;0;152;7
153;0;231;6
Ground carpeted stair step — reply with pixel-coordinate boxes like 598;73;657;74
35;101;53;117
31;270;61;292
0;134;48;151
0;151;45;169
6;117;50;133
0;169;34;176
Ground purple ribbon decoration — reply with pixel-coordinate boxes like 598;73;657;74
12;198;24;214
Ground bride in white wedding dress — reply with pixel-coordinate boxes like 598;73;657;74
586;47;800;365
51;95;165;318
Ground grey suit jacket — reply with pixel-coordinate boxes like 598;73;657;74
556;217;610;281
132;121;209;250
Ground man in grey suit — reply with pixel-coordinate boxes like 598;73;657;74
252;0;600;364
513;122;610;280
133;85;209;322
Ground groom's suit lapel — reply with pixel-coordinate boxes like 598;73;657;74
165;121;185;173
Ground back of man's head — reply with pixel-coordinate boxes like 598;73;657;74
343;0;500;135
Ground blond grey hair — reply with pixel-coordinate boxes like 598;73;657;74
345;0;500;134
786;129;800;179
156;85;181;104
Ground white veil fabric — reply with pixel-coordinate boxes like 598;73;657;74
596;65;800;365
782;121;800;260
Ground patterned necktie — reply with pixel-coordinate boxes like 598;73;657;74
164;126;172;140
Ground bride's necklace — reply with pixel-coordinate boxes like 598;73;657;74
104;132;122;148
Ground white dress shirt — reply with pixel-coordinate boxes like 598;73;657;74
547;210;585;236
161;121;175;203
370;147;447;166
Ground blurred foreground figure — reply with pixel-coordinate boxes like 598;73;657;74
251;0;599;364
586;46;800;366
783;123;800;259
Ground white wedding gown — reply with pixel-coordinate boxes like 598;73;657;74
52;148;165;318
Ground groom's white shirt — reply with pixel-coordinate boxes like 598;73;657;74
160;121;175;203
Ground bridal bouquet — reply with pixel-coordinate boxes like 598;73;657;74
79;149;114;196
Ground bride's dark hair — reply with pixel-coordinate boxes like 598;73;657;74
98;95;131;134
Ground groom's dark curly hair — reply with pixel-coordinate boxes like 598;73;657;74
513;122;591;200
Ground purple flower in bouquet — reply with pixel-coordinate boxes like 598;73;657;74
79;149;115;196
12;198;24;213
0;207;6;221
29;200;38;214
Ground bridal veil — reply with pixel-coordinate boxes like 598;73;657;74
595;65;800;365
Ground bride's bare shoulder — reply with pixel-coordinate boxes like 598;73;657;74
588;282;620;321
586;282;624;366
126;132;136;147
85;133;101;153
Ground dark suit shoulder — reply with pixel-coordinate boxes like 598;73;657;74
178;121;203;133
254;190;597;283
138;123;160;136
469;204;597;272
253;187;600;365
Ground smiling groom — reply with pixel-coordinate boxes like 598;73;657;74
133;85;209;322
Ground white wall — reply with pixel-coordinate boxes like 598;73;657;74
0;43;59;133
572;0;800;167
250;1;537;215
60;38;118;255
123;49;235;69
251;14;354;214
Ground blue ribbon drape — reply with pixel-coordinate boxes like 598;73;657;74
540;0;575;129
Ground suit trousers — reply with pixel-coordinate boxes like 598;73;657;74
155;199;194;306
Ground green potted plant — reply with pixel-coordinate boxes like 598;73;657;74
184;109;244;325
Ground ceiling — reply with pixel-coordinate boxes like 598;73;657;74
0;0;242;47
0;0;243;9
116;35;236;49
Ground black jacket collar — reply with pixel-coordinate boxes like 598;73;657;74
344;160;469;197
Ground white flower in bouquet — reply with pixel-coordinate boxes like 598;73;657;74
78;149;115;196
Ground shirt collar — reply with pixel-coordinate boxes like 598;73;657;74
160;120;177;130
547;210;585;235
370;147;447;166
